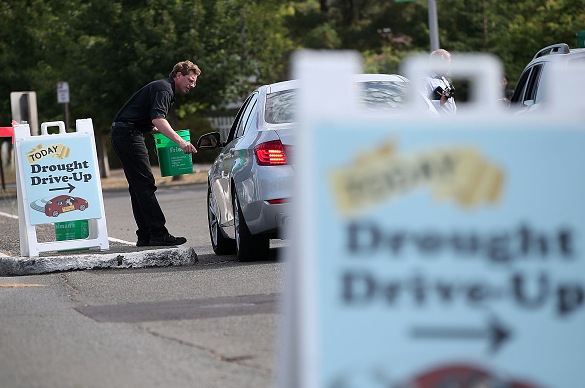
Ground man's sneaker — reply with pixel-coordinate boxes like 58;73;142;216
147;234;187;246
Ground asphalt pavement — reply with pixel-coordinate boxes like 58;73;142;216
0;165;211;276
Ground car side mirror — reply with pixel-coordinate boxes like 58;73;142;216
197;132;221;149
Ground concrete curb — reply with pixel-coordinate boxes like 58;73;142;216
0;246;198;276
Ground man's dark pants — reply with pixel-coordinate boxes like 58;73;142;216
110;126;168;242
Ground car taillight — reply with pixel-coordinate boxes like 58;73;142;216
266;198;290;204
255;140;289;166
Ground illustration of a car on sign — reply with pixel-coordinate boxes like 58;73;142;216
44;195;89;217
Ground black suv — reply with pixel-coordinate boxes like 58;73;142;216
510;43;585;111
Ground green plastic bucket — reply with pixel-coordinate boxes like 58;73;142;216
154;130;193;177
55;219;89;241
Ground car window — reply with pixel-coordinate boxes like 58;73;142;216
511;69;531;103
227;94;254;142
236;94;258;138
264;80;409;124
524;64;543;104
358;81;408;111
265;89;296;124
242;98;258;136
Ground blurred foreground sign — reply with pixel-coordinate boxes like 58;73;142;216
280;51;585;388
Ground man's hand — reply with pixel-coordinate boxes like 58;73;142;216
440;91;449;105
151;118;197;154
180;140;197;154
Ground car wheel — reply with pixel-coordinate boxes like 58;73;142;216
207;185;236;255
233;190;269;262
79;204;86;211
52;210;59;217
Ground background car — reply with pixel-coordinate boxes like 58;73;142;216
197;74;437;261
510;43;585;112
44;195;88;217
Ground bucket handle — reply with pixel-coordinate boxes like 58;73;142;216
40;121;67;135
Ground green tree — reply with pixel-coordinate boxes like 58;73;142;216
0;0;75;126
490;0;585;83
2;0;584;130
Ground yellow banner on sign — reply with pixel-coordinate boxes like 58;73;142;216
26;143;71;164
329;141;505;216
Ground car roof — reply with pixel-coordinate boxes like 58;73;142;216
51;195;73;200
528;43;585;64
265;73;409;94
266;80;298;94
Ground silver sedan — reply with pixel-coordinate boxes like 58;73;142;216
197;74;436;261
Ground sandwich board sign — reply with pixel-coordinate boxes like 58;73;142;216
280;51;585;388
14;119;109;257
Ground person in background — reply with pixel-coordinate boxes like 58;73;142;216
110;60;200;247
424;48;457;115
501;74;513;106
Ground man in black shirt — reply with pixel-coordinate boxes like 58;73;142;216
110;60;200;246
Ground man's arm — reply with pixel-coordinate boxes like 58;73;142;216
152;118;197;154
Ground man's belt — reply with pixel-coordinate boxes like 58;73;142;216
112;121;149;133
112;121;137;129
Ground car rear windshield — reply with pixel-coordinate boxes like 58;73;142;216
264;81;408;124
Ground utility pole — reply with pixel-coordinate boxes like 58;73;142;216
428;0;440;52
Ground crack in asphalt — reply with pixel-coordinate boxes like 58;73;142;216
141;326;264;370
60;273;83;303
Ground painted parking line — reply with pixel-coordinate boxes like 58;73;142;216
0;211;18;220
107;237;135;246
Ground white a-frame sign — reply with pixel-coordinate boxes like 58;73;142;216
14;119;109;257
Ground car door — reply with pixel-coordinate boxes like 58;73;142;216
211;92;259;231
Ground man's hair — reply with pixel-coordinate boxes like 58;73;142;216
430;49;451;62
170;60;201;78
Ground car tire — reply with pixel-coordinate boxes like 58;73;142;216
207;185;236;255
79;204;86;211
233;191;269;262
52;210;59;217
